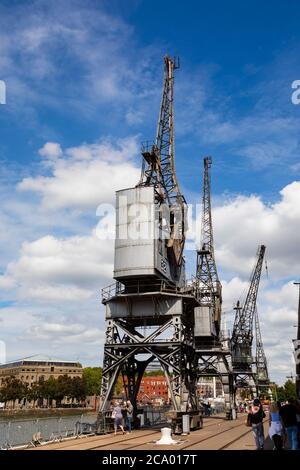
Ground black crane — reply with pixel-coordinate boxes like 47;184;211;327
195;157;222;336
254;307;269;392
231;245;266;372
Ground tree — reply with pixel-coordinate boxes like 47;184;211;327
56;375;73;403
26;382;43;407
284;380;297;401
0;376;27;408
39;377;58;407
276;380;297;402
70;377;87;402
82;367;102;395
145;370;165;377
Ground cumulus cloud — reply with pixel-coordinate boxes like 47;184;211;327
213;180;300;279
2;165;300;381
18;137;140;210
39;142;62;160
0;231;114;302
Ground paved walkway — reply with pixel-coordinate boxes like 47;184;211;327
26;414;273;451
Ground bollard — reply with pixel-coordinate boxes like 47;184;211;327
155;427;178;445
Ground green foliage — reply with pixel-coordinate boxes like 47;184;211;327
0;376;27;406
0;374;88;406
144;370;164;377
70;376;87;401
26;382;43;402
275;380;297;402
82;367;102;395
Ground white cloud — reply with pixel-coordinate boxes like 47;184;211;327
39;142;62;160
0;231;114;302
0;0;163;128
2;169;300;383
213;180;300;279
18;137;140;210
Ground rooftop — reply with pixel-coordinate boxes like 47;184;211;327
0;354;82;369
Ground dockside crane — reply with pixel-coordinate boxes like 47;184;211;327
231;245;266;374
137;56;187;275
99;56;202;431
254;307;269;392
195;157;222;337
194;158;235;419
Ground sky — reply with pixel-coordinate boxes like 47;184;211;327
0;0;300;385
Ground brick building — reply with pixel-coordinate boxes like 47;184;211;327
0;354;82;388
137;376;169;403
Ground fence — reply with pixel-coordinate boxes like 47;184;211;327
141;405;171;427
0;404;225;449
0;414;97;450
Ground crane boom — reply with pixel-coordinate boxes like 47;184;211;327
196;157;222;334
255;307;269;384
137;56;186;266
232;245;266;368
138;56;183;203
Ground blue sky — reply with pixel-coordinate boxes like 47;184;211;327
0;0;300;384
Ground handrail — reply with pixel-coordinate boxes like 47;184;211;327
101;278;200;303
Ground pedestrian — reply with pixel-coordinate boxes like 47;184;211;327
279;399;299;450
121;401;128;428
294;399;300;447
247;398;265;450
112;401;125;435
268;402;283;450
126;400;134;433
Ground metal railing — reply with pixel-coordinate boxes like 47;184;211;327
141;405;171;427
101;278;199;303
0;414;97;450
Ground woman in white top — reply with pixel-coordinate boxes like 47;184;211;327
269;402;283;450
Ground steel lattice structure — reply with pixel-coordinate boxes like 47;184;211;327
98;56;270;431
138;57;183;205
231;244;266;371
195;157;222;334
254;307;269;389
137;56;186;266
194;157;235;419
98;57;201;433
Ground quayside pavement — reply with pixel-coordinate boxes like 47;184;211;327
24;414;272;451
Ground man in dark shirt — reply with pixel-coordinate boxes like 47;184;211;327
279;399;298;450
248;398;265;449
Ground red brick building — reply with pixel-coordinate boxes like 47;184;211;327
137;376;168;403
120;375;169;404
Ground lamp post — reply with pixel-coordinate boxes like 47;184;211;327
293;282;300;399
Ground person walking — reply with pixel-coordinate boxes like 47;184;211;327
268;402;283;450
112;401;125;436
126;400;134;433
294;399;300;448
247;398;266;450
279;399;299;450
121;401;128;429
